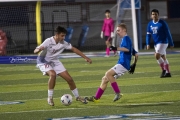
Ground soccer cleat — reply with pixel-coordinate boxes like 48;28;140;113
113;93;123;102
163;73;172;78
160;70;166;78
85;96;99;103
76;96;88;104
47;97;54;106
104;55;110;57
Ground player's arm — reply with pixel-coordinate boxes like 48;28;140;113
110;19;114;38
132;53;138;64
101;19;106;38
162;20;174;48
146;23;151;50
34;39;49;54
129;49;138;74
110;37;130;52
34;46;44;54
71;47;92;64
109;46;129;52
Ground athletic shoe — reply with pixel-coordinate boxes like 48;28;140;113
160;70;166;78
47;97;54;106
85;96;99;103
163;73;172;78
76;96;88;104
104;55;110;57
113;93;123;102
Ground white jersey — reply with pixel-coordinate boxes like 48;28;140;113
36;36;72;64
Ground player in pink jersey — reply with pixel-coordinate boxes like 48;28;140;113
101;10;117;57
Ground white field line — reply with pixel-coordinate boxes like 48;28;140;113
8;89;180;102
1;82;180;94
0;74;180;87
0;108;86;114
0;101;176;114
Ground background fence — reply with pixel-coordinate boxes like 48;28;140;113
0;0;180;55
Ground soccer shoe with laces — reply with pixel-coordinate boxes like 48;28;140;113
47;97;54;106
85;96;99;103
113;93;123;102
160;70;166;78
76;96;88;104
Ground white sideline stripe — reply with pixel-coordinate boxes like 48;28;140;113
1;82;180;94
0;74;180;87
0;108;85;114
0;102;176;114
10;89;180;102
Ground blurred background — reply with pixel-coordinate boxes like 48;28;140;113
0;0;179;55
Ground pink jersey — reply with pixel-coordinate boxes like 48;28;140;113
102;18;114;36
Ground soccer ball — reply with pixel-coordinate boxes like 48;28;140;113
61;94;72;106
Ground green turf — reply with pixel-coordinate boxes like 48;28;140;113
0;54;180;120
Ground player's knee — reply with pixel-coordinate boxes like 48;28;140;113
155;53;161;59
49;71;56;79
102;76;108;83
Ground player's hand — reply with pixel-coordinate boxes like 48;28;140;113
85;57;92;64
110;46;117;51
129;63;136;74
111;32;114;38
146;45;150;50
100;31;103;39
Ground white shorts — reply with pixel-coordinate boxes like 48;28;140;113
154;43;168;55
37;61;66;75
111;64;128;79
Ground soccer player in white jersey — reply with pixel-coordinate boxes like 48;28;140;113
34;26;92;106
86;23;138;102
146;9;174;78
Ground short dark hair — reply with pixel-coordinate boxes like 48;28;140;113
55;26;67;34
151;9;159;15
105;10;110;13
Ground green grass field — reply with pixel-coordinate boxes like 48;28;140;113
0;54;180;120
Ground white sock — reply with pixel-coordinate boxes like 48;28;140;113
71;88;79;98
48;89;54;98
157;57;164;64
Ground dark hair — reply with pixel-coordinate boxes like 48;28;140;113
151;9;159;15
55;26;67;34
105;10;110;13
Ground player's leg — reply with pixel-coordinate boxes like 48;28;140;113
87;64;126;102
46;70;56;106
109;38;117;57
58;71;88;104
106;69;121;101
37;63;56;106
160;44;171;77
85;75;109;102
154;44;166;77
105;36;110;57
107;64;127;101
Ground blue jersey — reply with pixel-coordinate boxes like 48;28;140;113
146;19;174;46
117;36;137;70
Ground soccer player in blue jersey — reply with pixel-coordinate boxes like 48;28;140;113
86;23;138;102
146;9;174;78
